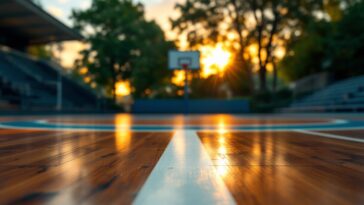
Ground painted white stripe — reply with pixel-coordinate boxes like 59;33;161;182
35;119;346;127
133;130;236;205
0;123;173;132
2;123;364;133
294;129;364;143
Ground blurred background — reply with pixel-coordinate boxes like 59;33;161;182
1;0;364;114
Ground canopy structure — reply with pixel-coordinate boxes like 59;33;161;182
0;0;83;49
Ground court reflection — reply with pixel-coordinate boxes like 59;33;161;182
114;114;132;151
198;131;301;204
199;131;364;204
216;120;229;177
250;132;277;165
58;139;82;182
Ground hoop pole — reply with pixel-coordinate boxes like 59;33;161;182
183;64;189;115
56;70;62;111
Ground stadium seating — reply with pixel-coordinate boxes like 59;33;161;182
283;75;364;112
0;46;99;111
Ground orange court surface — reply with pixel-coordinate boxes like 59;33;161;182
0;114;364;205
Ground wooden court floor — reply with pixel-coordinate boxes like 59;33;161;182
0;114;363;205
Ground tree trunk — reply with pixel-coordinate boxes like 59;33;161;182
273;60;277;92
250;2;280;93
230;0;254;94
112;79;117;103
110;58;117;103
259;64;267;92
237;46;254;94
249;2;266;93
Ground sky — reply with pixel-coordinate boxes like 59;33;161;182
39;0;181;37
38;0;183;67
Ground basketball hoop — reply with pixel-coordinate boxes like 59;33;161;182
181;64;189;70
168;50;201;114
168;51;200;70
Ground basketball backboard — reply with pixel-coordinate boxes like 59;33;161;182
168;50;200;70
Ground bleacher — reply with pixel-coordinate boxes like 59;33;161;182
0;47;99;111
0;0;105;112
283;75;364;112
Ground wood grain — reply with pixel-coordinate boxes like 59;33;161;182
0;129;172;205
199;131;364;205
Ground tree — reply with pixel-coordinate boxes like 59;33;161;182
172;0;254;93
27;45;53;60
280;0;364;81
131;21;176;98
172;0;327;92
328;0;364;79
72;0;173;101
280;21;332;81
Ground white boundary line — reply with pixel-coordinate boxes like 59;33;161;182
133;130;236;205
294;129;364;143
0;124;174;132
0;119;359;133
34;119;347;128
2;123;364;132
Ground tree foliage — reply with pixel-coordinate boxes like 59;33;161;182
172;0;361;91
281;0;364;81
72;0;174;100
280;21;332;81
27;45;53;60
171;0;328;92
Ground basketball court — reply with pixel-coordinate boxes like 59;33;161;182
1;0;364;204
0;114;364;205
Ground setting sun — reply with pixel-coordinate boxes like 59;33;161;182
171;43;232;86
200;43;232;78
115;81;131;97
